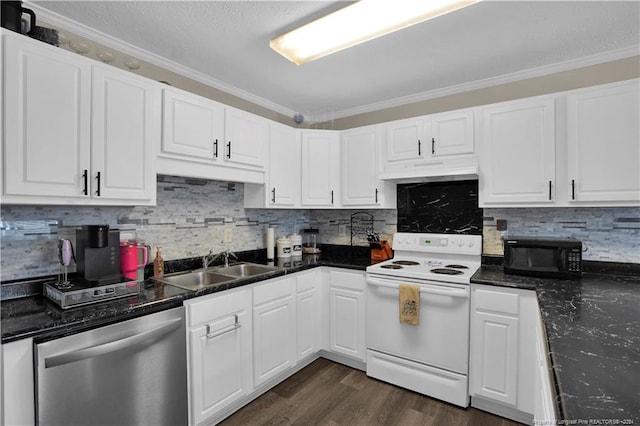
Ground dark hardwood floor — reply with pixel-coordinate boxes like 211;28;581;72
220;358;523;426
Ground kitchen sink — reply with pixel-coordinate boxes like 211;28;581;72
213;262;280;278
159;270;235;291
158;263;282;291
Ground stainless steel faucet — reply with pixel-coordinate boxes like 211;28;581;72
202;249;237;269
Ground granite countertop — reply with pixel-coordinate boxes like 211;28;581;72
472;265;640;425
0;245;371;344
3;248;638;424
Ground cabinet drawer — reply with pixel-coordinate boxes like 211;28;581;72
186;288;250;327
253;277;295;306
296;270;320;293
329;270;364;291
474;288;519;315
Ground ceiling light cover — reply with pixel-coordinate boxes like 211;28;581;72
270;0;481;65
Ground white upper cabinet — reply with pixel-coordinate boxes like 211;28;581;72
159;88;264;184
301;130;340;207
3;32;91;199
381;108;477;179
479;79;639;207
224;107;267;169
566;80;640;205
162;86;224;161
341;125;396;208
431;109;475;157
3;31;158;205
385;117;425;163
91;64;158;202
244;122;300;208
479;96;556;206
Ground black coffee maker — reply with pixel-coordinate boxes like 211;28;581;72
1;1;35;35
75;225;123;285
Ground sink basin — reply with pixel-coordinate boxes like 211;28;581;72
214;262;280;278
159;271;235;291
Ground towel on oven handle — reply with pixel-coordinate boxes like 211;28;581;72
399;284;419;325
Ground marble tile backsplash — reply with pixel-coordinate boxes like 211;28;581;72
483;207;640;263
1;175;637;281
1;176;310;281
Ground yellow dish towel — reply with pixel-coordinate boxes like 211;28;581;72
399;284;420;325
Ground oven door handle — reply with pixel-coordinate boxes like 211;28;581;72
367;278;469;298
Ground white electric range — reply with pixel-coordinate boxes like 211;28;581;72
365;232;482;407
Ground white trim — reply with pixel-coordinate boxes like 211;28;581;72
28;2;298;119
28;2;639;124
328;45;640;121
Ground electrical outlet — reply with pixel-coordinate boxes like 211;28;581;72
339;224;347;237
224;227;233;243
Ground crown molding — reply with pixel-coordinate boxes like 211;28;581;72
325;45;640;121
28;2;298;119
27;2;639;124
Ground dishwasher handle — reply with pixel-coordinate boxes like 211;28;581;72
43;317;183;369
367;277;469;298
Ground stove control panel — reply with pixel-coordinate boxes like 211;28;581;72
393;233;481;255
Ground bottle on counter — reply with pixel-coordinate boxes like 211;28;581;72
153;246;164;279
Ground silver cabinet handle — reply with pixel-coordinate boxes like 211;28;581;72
44;318;183;368
206;314;241;339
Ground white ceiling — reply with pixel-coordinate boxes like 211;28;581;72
31;1;640;122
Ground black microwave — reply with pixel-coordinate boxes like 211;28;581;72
503;237;582;279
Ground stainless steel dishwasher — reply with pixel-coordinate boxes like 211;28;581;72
35;306;188;426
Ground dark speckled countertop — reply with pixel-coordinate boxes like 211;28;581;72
0;245;371;344
472;265;640;425
3;247;638;424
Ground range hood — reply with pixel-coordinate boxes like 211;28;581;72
378;157;479;183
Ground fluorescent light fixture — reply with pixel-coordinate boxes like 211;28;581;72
270;0;481;65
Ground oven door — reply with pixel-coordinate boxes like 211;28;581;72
366;274;470;374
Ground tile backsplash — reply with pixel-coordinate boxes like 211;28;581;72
1;176;638;281
483;207;640;263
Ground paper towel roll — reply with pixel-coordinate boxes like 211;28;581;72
266;227;275;260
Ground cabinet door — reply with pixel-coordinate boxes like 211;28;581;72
186;289;252;425
479;97;555;206
161;87;224;161
253;277;296;387
3;33;91;198
341;126;380;206
431;109;474;157
296;272;322;361
385;118;424;163
224;107;267;168
301;131;340;206
567;81;640;204
268;123;299;206
470;310;519;405
91;65;158;201
330;287;365;360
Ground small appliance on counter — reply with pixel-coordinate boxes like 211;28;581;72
44;225;140;309
503;237;582;279
75;225;122;285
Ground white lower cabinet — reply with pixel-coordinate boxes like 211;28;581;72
328;269;366;362
469;284;537;424
185;288;253;426
534;302;558;424
296;270;323;361
1;338;35;426
252;276;297;387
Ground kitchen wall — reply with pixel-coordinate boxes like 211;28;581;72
1;177;638;282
